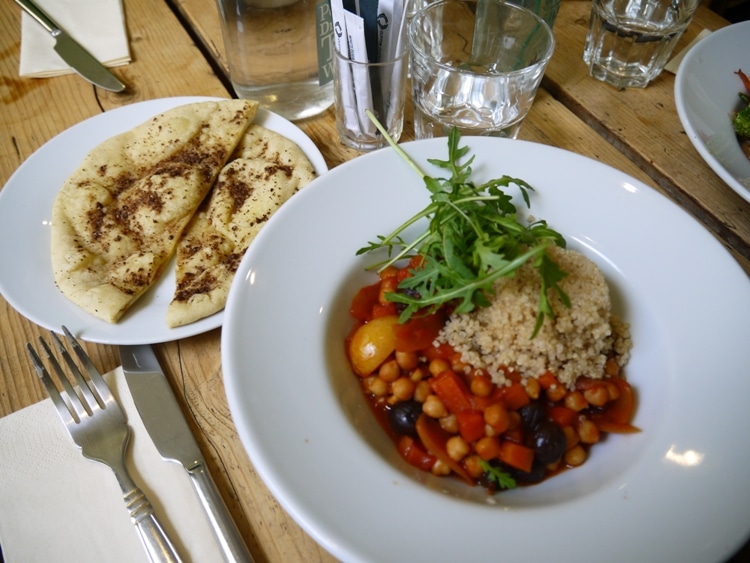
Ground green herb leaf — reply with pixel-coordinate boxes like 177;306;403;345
479;460;517;490
360;113;569;332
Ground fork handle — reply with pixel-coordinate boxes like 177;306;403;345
124;487;183;563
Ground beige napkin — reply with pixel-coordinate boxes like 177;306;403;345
0;367;225;562
19;0;131;78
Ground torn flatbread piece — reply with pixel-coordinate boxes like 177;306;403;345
51;99;258;323
166;124;317;328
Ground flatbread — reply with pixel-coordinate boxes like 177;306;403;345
165;124;317;328
51;100;258;323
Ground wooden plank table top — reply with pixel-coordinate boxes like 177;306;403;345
1;0;748;561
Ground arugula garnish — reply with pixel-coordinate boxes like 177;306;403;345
479;459;517;490
359;116;569;337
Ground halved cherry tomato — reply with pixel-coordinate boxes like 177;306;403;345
397;435;436;471
350;282;381;321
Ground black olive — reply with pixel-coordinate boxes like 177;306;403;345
518;401;546;431
510;460;547;484
387;400;422;438
527;420;567;465
394;288;421;313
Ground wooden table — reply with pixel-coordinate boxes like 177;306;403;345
1;0;748;561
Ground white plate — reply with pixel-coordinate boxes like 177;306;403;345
675;21;750;203
222;138;750;563
0;97;327;345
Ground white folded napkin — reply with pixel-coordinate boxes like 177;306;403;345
19;0;131;78
0;367;226;562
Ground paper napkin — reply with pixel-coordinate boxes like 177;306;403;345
0;368;226;562
19;0;131;78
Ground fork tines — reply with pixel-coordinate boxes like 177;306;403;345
27;326;117;425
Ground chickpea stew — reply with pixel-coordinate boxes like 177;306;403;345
345;262;639;493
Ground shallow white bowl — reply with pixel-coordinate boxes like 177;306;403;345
675;21;750;203
223;137;750;562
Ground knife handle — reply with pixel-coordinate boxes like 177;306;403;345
13;0;61;35
188;464;254;563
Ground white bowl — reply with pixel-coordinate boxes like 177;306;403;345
675;21;750;203
222;137;750;562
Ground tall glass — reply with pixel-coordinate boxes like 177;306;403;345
217;0;335;120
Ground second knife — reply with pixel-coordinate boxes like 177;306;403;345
120;345;253;563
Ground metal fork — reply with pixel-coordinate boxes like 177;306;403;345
27;326;182;563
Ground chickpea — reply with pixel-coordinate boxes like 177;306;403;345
431;459;451;476
366;376;388;397
413;381;432;403
446;436;470;461
428;358;451;377
423;394;448;418
470;373;493;397
484;403;510;434
564;390;588;412
378;359;400;382
410;366;427;383
606;381;621;401
378;276;399;304
391;377;416;402
395;350;419;371
474;436;501;460
565;444;587;467
452;359;470;374
546;383;567;402
524;377;541;400
464;455;485;479
379;266;398;280
439;414;458;434
563;425;580;450
583;384;610;407
577;417;601;444
604;357;620;377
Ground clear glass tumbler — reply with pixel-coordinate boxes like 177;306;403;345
583;0;700;89
409;0;555;139
217;0;335;120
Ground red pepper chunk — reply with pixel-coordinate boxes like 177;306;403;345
498;441;535;473
500;382;530;410
429;369;473;414
393;312;445;352
456;411;486;443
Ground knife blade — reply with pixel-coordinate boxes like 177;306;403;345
15;0;126;92
120;345;253;563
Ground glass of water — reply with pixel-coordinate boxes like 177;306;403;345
408;0;555;140
583;0;700;89
217;0;335;121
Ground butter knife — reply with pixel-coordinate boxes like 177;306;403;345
120;345;253;563
14;0;126;92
